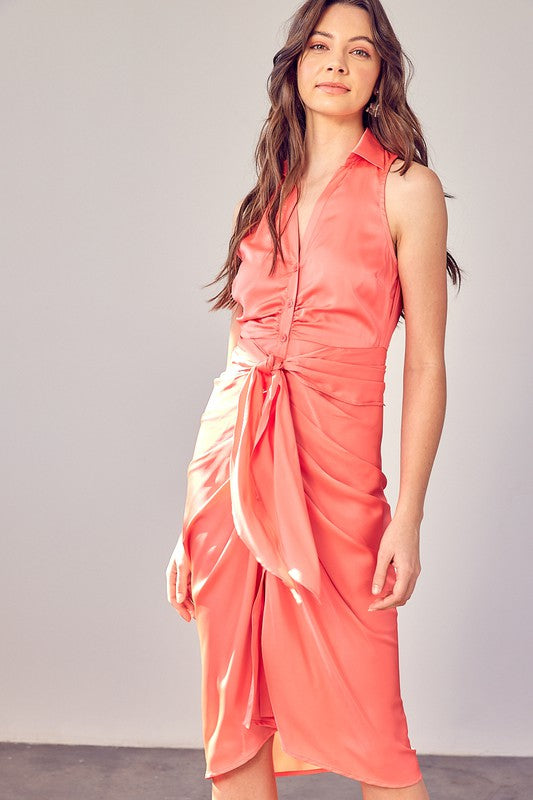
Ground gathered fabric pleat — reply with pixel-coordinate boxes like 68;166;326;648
188;336;387;734
228;339;386;609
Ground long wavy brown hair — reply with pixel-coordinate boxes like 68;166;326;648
203;0;464;317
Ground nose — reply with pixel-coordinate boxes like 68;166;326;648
326;52;348;73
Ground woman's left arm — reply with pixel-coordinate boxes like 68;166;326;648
369;163;448;612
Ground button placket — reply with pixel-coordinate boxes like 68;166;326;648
279;262;300;357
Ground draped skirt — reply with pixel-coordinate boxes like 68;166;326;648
181;335;422;788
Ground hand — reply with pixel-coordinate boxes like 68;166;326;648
166;534;196;622
367;513;422;612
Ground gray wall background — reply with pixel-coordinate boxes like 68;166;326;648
1;0;532;757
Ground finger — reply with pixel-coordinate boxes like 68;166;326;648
372;568;421;611
184;599;196;619
176;567;190;603
402;576;417;604
371;553;393;595
168;590;194;621
166;561;177;605
174;580;196;620
385;572;419;605
368;573;411;611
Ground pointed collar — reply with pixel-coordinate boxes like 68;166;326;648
282;126;387;176
348;125;387;169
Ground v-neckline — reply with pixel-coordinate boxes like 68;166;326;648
293;128;366;263
293;164;345;264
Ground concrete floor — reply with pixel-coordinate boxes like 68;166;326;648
1;744;531;800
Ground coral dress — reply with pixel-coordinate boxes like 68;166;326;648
180;126;423;788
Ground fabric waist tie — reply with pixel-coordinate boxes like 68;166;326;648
228;338;387;604
228;337;387;730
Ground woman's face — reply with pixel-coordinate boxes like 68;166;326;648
297;3;382;121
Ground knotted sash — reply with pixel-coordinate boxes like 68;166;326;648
212;336;387;728
228;338;387;728
228;338;387;604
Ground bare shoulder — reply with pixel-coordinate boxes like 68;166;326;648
385;158;446;247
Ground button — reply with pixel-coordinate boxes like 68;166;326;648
293;265;299;272
287;299;293;307
280;333;287;342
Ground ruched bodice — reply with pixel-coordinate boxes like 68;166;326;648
231;126;402;350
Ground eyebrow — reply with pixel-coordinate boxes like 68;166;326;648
309;29;376;47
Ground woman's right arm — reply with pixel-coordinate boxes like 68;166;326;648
226;196;245;369
226;303;243;369
166;197;246;622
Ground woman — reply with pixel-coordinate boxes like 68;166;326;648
166;1;462;798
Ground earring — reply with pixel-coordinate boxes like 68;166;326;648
365;93;380;117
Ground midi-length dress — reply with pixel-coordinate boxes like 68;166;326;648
180;125;423;788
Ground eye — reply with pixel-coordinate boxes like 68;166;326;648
308;42;371;58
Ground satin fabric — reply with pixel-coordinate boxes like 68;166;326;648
181;126;423;788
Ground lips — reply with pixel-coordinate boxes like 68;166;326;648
316;82;349;90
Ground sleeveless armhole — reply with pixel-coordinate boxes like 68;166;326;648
379;155;400;267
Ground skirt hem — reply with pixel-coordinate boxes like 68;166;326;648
204;729;423;789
